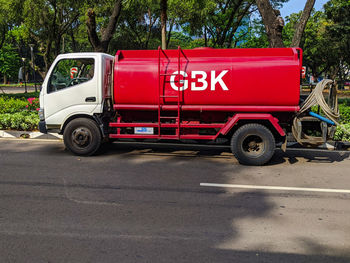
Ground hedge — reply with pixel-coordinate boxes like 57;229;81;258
0;92;40;100
334;123;350;142
0;97;28;114
0;111;39;131
0;94;40;131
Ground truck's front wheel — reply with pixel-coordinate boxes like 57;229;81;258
231;123;275;165
63;118;102;156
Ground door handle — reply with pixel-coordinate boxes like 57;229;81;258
85;97;96;102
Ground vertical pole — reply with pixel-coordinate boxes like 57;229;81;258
29;44;37;92
22;58;27;94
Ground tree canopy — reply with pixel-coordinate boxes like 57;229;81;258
0;0;348;82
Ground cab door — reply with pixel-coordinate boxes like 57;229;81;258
43;56;99;127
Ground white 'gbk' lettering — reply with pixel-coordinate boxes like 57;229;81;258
211;70;228;91
191;71;208;91
170;70;228;91
170;71;188;91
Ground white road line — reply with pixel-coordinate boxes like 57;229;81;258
200;183;350;194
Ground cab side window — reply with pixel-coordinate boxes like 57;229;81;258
48;58;95;93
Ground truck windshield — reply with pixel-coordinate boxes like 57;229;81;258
48;58;95;93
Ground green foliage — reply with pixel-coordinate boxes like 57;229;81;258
0;0;347;84
284;11;331;78
338;98;350;106
0;92;40;100
240;19;269;48
324;0;350;64
0;97;28;114
334;123;350;141
178;0;253;48
0;43;21;80
333;100;350;141
339;104;350;123
282;3;350;81
0;111;39;131
182;38;208;49
0;93;40;130
26;97;39;111
309;100;350;141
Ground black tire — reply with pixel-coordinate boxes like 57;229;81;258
63;118;102;156
231;123;275;165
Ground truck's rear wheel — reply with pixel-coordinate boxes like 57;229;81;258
231;123;275;165
63;118;102;156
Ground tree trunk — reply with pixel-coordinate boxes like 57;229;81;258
70;29;77;52
256;0;285;48
3;74;7;85
43;40;52;75
291;0;316;47
0;25;6;50
86;0;122;53
160;0;167;49
166;18;174;48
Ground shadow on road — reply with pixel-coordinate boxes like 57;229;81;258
270;148;350;165
98;141;350;165
1;139;350;262
99;141;233;158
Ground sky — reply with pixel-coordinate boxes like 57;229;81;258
280;0;329;18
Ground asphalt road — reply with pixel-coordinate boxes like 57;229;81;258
0;138;350;263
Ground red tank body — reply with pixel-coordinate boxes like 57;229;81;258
113;48;302;107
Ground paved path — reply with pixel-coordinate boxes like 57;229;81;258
0;139;350;262
0;86;38;94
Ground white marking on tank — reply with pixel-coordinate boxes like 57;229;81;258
211;70;229;91
191;71;208;91
170;70;229;91
170;71;188;91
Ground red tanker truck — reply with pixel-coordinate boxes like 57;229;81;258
38;47;321;165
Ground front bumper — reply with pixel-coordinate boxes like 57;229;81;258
39;121;48;134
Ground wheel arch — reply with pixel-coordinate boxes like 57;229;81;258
220;113;286;143
60;114;100;135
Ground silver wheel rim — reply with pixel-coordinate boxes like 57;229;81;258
241;134;265;157
72;127;92;148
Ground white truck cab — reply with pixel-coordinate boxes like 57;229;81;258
39;52;114;155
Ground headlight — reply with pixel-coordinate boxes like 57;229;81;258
38;108;45;121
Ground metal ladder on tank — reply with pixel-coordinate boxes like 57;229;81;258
157;46;188;139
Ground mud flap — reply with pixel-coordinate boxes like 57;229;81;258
281;136;287;152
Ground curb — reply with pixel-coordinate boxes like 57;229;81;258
0;130;62;140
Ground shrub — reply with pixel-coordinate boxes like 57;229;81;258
339;104;350;123
0;93;40;131
26;97;40;111
0;92;40;100
0;97;28;114
334;101;350;141
338;98;350;106
334;123;350;142
0;111;39;131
